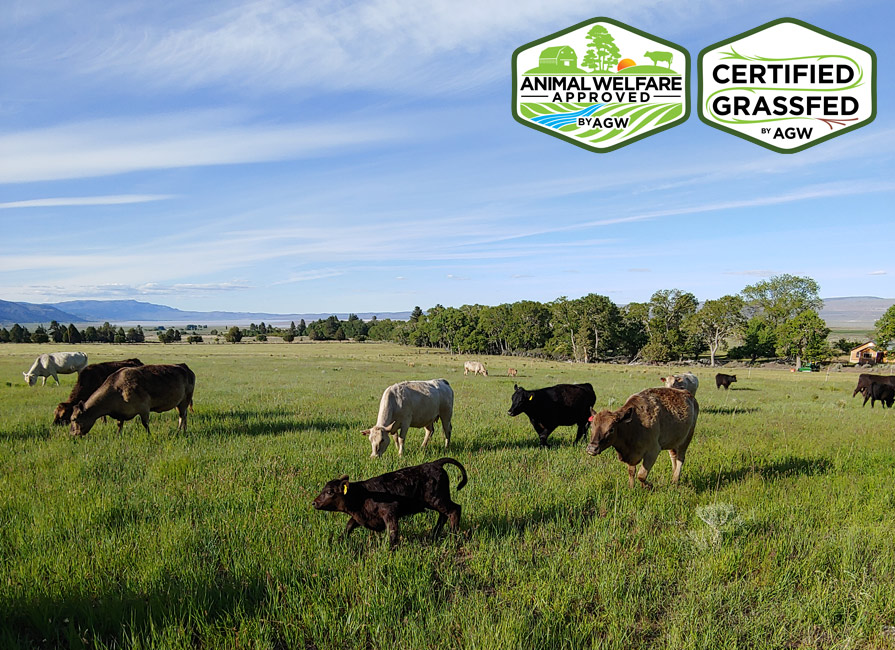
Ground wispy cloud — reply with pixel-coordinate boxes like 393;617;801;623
868;270;888;276
0;194;174;209
0;110;406;183
723;270;776;277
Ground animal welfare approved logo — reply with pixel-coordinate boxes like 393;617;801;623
698;18;876;153
512;18;690;153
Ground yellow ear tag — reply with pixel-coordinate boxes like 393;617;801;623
342;483;349;495
528;395;533;401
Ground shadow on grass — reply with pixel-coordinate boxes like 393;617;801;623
729;386;758;391
192;408;348;438
449;433;587;453
701;406;760;415
0;572;275;649
690;455;833;493
471;498;601;537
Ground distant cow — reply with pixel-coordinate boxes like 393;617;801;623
23;351;88;386
869;382;894;409
69;364;195;436
853;374;895;406
644;50;673;67
362;379;453;457
313;457;467;548
464;361;488;377
53;359;144;425
660;372;699;396
507;368;518;378
715;373;737;390
586;387;698;488
508;383;596;446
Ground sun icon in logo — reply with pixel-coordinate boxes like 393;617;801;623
617;58;636;71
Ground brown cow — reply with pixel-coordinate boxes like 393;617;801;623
70;364;195;436
507;368;518;377
853;374;895;406
586;387;698;488
715;373;737;390
53;358;143;425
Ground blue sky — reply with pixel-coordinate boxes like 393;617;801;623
1;0;892;314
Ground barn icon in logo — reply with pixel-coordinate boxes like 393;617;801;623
698;18;876;153
512;18;690;153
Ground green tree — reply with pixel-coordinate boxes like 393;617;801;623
581;49;599;72
31;325;50;344
645;289;699;361
741;274;823;329
66;323;82;344
409;306;423;323
577;294;621;361
48;320;64;343
584;24;620;72
691;295;746;366
282;333;295;343
225;326;243;343
776;310;830;367
187;334;204;344
874;304;895;350
114;327;126;344
618;303;649;361
0;328;9;343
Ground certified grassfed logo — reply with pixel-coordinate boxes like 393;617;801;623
512;18;690;153
698;18;876;153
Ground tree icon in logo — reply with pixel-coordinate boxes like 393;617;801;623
583;25;620;72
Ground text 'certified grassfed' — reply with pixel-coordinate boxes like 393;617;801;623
698;18;876;153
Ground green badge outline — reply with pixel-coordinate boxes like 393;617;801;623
697;17;877;154
511;17;691;154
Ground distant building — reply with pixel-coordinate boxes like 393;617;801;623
850;341;886;364
539;46;578;70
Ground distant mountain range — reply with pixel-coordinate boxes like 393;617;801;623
0;299;411;326
0;296;891;330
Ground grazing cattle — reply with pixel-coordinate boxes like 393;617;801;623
464;361;488;377
362;379;453;457
53;358;144;425
507;383;596;446
69;364;195;436
23;351;88;386
853;374;895;406
715;373;737;390
660;372;699;396
507;368;518;378
644;50;673;67
586;387;698;488
869;382;895;409
313;457;467;548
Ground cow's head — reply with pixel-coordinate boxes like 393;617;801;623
507;384;532;416
361;423;394;457
586;406;635;456
69;401;95;437
23;372;37;387
313;475;349;511
53;402;73;425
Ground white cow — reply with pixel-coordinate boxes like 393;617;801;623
464;361;488;377
659;372;699;396
23;351;88;386
362;379;454;457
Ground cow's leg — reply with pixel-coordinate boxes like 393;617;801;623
116;420;124;435
637;447;661;488
383;510;400;548
431;498;461;539
441;413;452;448
627;464;637;489
863;392;871;407
51;373;60;386
178;403;189;432
668;449;685;484
342;518;360;540
575;419;588;443
395;425;408;456
421;423;435;448
139;412;151;434
431;513;448;539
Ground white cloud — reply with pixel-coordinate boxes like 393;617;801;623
868;270;888;276
0;111;406;183
0;194;174;209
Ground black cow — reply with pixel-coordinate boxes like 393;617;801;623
715;373;737;390
869;382;895;409
312;458;467;548
854;374;895;406
507;383;596;446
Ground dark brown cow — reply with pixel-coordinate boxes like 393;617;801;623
869;382;894;409
853;374;895;406
53;358;143;425
715;373;737;390
69;364;195;436
586;387;698;488
313;458;467;548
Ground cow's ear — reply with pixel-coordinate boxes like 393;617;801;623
513;384;518;391
361;429;370;437
339;476;349;494
619;407;635;423
590;407;597;416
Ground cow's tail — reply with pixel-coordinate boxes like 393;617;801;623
436;457;468;492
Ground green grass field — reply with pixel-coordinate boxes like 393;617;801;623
1;342;894;649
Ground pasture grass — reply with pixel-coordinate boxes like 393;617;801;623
0;342;894;649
